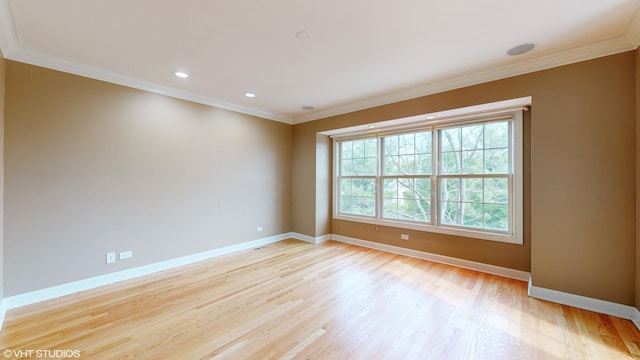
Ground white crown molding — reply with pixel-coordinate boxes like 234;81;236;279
7;48;293;124
626;7;640;48
293;36;636;124
0;0;292;124
0;0;637;126
0;0;17;57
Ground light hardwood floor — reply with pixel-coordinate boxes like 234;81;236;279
1;239;639;359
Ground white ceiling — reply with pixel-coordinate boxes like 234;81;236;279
1;0;639;124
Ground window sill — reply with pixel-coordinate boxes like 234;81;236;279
333;214;522;245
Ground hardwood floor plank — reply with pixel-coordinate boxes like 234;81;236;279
1;239;638;359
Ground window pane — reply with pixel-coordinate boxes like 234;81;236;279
416;154;431;174
414;200;430;221
339;139;377;176
340;179;352;196
384;137;398;156
383;178;398;198
398;178;414;200
462;202;483;228
441;128;461;152
484;122;508;149
341;178;376;217
461;150;483;174
352;140;364;157
362;197;376;216
462;125;483;150
441;151;460;174
440;178;460;202
341;142;353;159
441;121;510;176
415;178;431;222
382;177;430;223
441;201;460;225
398;155;415;174
383;131;432;176
484;178;508;204
383;198;398;219
340;195;352;213
341;159;352;176
365;157;377;174
415;178;431;200
384;156;399;175
484;204;509;230
362;178;376;197
415;132;432;154
462;178;483;203
353;158;365;175
364;138;377;157
485;148;508;174
398;134;415;155
351;179;362;196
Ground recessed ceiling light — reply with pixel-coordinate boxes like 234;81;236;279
426;115;436;120
174;71;188;78
245;92;256;98
368;125;376;129
507;43;535;56
301;105;315;111
296;31;311;39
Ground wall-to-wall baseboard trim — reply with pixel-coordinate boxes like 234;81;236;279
331;234;530;281
528;279;640;331
631;307;640;331
3;232;639;334
2;233;307;313
290;232;331;244
331;234;640;332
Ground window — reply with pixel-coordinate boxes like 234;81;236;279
334;109;523;244
338;138;377;216
382;131;432;223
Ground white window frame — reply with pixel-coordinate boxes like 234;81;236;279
332;106;524;245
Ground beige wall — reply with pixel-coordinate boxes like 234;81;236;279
291;126;316;235
293;51;636;304
315;134;332;236
1;51;637;306
4;61;292;296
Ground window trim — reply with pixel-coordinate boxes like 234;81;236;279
332;108;524;245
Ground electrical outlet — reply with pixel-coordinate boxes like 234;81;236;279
257;226;263;232
119;251;133;260
400;234;409;240
106;252;116;264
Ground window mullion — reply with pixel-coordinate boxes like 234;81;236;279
377;136;382;220
433;128;440;227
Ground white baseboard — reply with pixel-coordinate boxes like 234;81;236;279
332;234;640;332
631;307;640;331
290;232;331;244
528;279;640;329
2;233;295;312
331;234;530;281
3;231;639;335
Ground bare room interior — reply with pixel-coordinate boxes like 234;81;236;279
0;0;639;359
